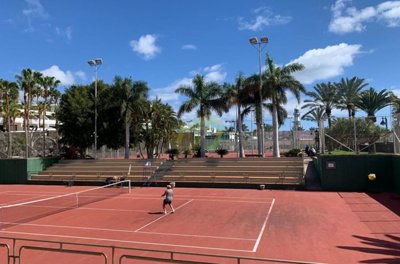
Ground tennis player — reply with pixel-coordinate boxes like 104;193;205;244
161;185;175;214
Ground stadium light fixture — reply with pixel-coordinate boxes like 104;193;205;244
88;58;103;159
249;36;269;157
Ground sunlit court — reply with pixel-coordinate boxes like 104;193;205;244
0;183;398;264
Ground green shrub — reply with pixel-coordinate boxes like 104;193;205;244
284;148;302;157
166;148;179;160
216;148;228;158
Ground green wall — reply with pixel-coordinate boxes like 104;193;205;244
0;158;58;184
317;154;398;193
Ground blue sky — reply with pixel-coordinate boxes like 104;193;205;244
1;0;400;130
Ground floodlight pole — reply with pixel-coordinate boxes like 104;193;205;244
88;58;103;159
249;36;268;158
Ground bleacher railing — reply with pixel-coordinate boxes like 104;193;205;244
0;236;325;264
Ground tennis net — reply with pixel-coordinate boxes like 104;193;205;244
0;180;131;227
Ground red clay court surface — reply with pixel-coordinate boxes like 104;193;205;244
0;185;399;264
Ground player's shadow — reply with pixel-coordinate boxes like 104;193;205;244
148;211;164;214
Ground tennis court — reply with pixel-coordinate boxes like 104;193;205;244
0;183;399;264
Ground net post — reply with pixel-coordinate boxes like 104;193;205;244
128;180;131;193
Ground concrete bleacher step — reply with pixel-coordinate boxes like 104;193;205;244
154;158;305;186
30;157;304;187
30;158;165;183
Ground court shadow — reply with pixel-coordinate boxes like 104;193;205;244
148;211;164;215
338;234;400;263
367;193;400;217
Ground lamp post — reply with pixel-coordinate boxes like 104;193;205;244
349;104;358;154
293;108;300;149
249;36;268;157
225;120;237;156
88;58;102;159
380;117;388;130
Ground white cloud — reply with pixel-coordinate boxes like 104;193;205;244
55;26;72;40
40;65;85;86
152;64;227;114
129;34;161;60
289;43;362;84
377;1;400;27
182;44;197;50
23;0;48;19
329;0;400;34
390;88;400;97
74;70;86;80
22;0;48;32
238;6;291;31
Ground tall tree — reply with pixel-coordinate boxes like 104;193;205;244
141;99;180;158
302;82;338;127
0;79;19;157
241;74;264;156
49;86;62;128
301;106;327;125
57;85;94;158
16;68;43;158
264;55;305;157
356;88;392;122
222;73;247;158
175;74;228;157
39;76;60;157
114;76;149;159
335;76;368;119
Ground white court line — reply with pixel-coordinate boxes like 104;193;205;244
134;199;193;232
132;193;275;201
135;230;255;241
0;221;253;241
252;198;275;252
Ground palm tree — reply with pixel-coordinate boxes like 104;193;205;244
356;88;392;122
301;106;327;125
222;73;247;158
302;82;339;127
39;76;60;157
391;94;400;114
301;106;327;153
335;77;368;119
0;79;19;157
241;74;264;156
16;68;43;158
175;74;228;157
264;55;305;157
265;102;288;128
141;99;180;158
114;76;148;159
49;86;62;128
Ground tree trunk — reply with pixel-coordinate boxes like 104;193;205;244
43;101;47;157
237;104;245;158
24;93;29;158
6;98;12;157
272;102;280;157
200;115;206;158
124;121;130;159
7;114;12;158
255;101;263;156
